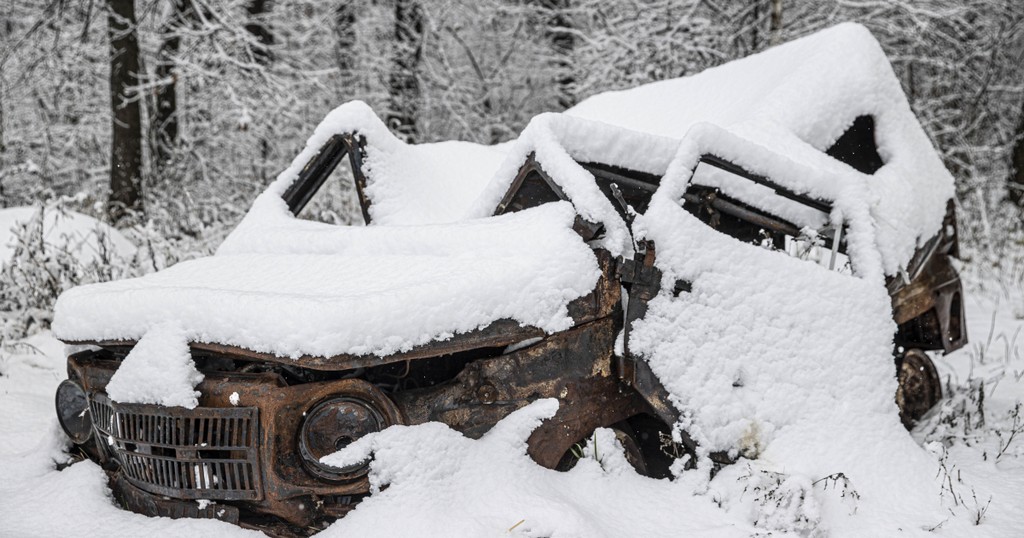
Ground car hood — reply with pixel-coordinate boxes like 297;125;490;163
52;203;601;360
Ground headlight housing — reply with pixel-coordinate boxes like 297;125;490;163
55;379;93;444
299;397;384;481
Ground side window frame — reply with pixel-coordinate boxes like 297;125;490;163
281;134;373;224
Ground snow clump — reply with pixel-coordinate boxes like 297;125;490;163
105;322;204;409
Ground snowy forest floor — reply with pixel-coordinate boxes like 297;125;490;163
1;279;1023;537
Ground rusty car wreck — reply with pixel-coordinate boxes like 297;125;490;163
54;116;965;535
52;31;966;538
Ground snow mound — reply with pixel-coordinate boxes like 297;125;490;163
250;100;508;226
319;400;753;538
632;196;896;454
628;197;955;533
0;206;136;264
52;203;600;359
105;322;203;408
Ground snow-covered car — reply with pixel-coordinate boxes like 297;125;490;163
51;23;964;534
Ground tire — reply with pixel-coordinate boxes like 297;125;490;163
895;349;943;428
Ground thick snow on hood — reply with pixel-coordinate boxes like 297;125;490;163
51;203;600;358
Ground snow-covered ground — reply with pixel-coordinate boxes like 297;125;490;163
2;23;1021;538
1;282;1022;537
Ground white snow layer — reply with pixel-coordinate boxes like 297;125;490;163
318;400;756;538
105;322;204;408
251;100;508;226
632;196;895;453
52;203;600;359
468;112;682;257
565;22;953;276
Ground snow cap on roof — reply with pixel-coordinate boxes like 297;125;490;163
468;113;681;257
249;100;507;226
568;22;954;275
659;123;886;281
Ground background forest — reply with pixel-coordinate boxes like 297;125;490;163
1;0;1024;341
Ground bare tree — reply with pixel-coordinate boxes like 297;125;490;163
538;0;575;110
152;0;193;173
106;0;144;223
0;0;1020;256
1010;103;1024;205
335;0;356;75
245;0;274;65
769;0;783;45
388;0;423;142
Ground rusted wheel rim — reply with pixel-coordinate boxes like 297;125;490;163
896;349;943;428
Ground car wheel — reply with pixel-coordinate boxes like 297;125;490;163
896;348;943;428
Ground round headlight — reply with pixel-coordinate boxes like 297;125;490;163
55;379;93;444
299;397;384;481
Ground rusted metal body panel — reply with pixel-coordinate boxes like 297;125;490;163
889;201;966;354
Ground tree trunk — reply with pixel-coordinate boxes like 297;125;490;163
540;0;575;110
769;0;783;45
388;0;423;142
153;0;191;172
1009;101;1024;205
0;78;5;204
335;1;356;75
0;78;6;154
245;0;274;65
106;0;144;223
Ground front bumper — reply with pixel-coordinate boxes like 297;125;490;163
111;473;241;523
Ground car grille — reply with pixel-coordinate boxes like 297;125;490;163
90;393;262;501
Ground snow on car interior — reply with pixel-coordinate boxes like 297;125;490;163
50;23;966;535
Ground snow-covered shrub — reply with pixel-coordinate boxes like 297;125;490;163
921;368;1024;461
739;467;823;537
0;175;244;342
0;200;136;339
995;403;1024;461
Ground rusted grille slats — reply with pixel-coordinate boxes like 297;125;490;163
217;462;228;490
197;417;206;448
90;393;261;501
157;458;167;487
